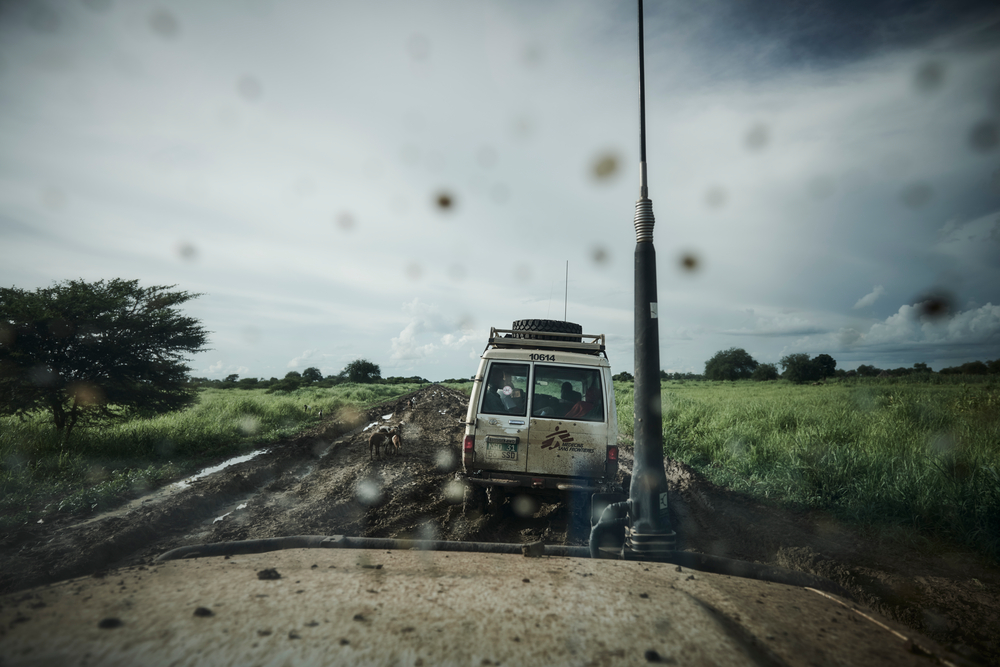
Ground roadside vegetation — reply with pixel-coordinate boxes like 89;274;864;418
0;383;422;529
616;376;1000;561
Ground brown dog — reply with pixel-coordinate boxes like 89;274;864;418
390;426;402;457
369;430;389;459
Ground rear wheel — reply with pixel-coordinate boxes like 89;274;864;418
486;487;506;515
566;491;592;540
463;484;486;518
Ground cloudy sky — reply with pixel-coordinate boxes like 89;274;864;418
1;0;999;381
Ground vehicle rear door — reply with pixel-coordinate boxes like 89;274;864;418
524;364;607;479
473;361;530;473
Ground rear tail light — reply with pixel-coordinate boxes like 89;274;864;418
607;446;618;461
463;435;474;468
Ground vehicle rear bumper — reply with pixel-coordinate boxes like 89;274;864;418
466;473;608;493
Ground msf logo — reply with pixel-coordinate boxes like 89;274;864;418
540;428;574;450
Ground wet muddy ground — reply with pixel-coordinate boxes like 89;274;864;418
1;385;997;663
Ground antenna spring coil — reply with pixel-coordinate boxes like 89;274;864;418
633;199;655;243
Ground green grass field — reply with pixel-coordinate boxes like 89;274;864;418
615;377;1000;560
0;383;422;528
5;377;998;562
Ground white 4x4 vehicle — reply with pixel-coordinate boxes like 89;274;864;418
461;319;621;519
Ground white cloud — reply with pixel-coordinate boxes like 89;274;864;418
287;350;318;369
853;285;885;309
786;303;1000;358
391;299;483;362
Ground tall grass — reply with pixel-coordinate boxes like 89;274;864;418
615;378;1000;560
0;383;420;527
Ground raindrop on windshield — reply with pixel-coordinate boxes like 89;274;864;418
491;183;509;204
522;43;543;67
405;263;423;281
69;382;105;406
149;9;179;39
435;448;456;471
704;186;727;208
591;152;620;180
238;416;260;435
434;191;454;211
511;116;533;139
407;34;430;61
914;61;945;93
900;182;933;208
336;212;355;231
512;494;539;518
969;120;998;153
443;479;465;504
238;75;263;102
176;242;197;261
745;123;769;151
514;263;532;283
590;246;610;265
914;290;955;321
355;478;382;506
477;146;497;168
679;252;700;273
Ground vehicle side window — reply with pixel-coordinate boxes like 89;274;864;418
531;365;604;422
480;362;529;416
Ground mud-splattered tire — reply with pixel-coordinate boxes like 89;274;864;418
567;491;592;540
464;484;486;517
486;487;506;515
511;319;582;343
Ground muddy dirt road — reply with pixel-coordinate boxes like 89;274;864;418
1;385;998;663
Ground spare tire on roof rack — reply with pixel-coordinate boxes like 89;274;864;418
511;319;583;342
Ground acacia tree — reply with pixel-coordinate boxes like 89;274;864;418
813;354;837;378
301;366;323;383
751;362;779;381
0;279;209;444
704;348;759;381
343;359;381;383
780;353;821;383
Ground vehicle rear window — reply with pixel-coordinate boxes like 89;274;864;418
480;362;529;416
530;365;604;422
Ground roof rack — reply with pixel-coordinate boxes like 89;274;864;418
486;327;606;356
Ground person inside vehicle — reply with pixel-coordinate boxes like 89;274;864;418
560;381;582;405
483;366;524;414
564;385;601;420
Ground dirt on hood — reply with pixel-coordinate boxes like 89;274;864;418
1;385;997;664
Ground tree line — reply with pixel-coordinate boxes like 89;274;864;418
611;349;1000;385
702;348;1000;383
192;359;430;392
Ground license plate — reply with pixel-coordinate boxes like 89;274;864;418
484;441;518;460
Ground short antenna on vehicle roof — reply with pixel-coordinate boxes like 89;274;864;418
591;0;676;561
564;260;568;321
